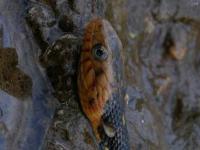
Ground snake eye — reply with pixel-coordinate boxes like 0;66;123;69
92;44;108;61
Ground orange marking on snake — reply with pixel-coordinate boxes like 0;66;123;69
84;37;92;42
78;18;114;140
85;64;93;74
83;48;90;52
80;57;90;64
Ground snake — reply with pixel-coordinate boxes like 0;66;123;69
78;18;130;150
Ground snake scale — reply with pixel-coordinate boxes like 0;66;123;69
78;18;130;150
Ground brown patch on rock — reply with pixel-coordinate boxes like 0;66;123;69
0;48;32;98
154;76;171;95
169;47;187;60
163;33;187;60
58;15;75;32
163;24;189;60
83;128;94;146
0;25;3;47
40;34;80;102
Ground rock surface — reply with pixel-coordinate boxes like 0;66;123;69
0;0;200;150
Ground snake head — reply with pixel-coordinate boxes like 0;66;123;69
78;18;126;146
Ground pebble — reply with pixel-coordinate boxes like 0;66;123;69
57;109;64;115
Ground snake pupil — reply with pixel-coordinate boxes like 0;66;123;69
92;43;108;61
96;49;104;57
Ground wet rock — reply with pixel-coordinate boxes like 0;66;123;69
144;16;155;34
42;34;80;72
1;0;200;149
26;2;63;50
34;0;200;149
51;0;96;31
153;76;171;95
0;48;32;98
0;1;56;149
172;96;184;128
176;0;200;21
58;15;75;32
124;0;155;34
163;23;190;60
110;0;200;149
0;24;3;47
57;109;64;116
41;33;97;149
152;0;178;22
0;122;8;136
41;34;80;102
172;94;200;149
